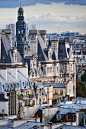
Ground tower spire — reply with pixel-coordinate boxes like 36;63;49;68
20;0;21;7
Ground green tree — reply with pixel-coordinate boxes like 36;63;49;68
81;72;86;82
76;81;86;97
18;94;23;100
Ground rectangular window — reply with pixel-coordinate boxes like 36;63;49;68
50;67;52;73
43;98;45;102
33;100;35;105
64;66;67;73
39;99;41;104
60;90;63;95
47;67;49;73
55;89;58;94
53;67;54;72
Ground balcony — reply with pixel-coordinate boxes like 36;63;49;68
18;94;34;101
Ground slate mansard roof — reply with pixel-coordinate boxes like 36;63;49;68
37;36;70;61
1;32;24;64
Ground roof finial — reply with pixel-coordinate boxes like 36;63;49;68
20;0;21;7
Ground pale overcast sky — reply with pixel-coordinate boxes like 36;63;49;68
0;0;86;34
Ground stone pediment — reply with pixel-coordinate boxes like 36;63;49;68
63;57;69;61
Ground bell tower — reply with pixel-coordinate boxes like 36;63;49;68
16;4;28;58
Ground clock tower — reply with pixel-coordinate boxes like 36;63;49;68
16;6;28;58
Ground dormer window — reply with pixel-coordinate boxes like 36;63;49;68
56;114;61;121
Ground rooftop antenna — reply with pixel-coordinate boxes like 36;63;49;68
20;0;21;7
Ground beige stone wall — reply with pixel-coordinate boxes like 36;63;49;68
53;88;66;95
47;86;53;105
53;94;62;99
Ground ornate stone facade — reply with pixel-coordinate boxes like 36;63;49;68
29;30;76;97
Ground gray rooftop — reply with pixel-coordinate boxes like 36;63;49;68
43;83;65;88
0;121;44;129
56;125;86;129
1;34;24;64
